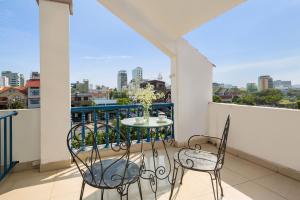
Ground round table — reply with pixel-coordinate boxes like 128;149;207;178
121;117;173;128
121;117;174;199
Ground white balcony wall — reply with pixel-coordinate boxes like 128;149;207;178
0;109;40;163
171;39;213;143
209;102;300;171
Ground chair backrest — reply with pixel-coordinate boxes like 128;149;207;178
216;114;231;167
67;122;133;189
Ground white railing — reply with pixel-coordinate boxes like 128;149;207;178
209;102;300;171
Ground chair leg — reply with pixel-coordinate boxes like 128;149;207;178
169;161;179;200
138;178;143;200
217;171;224;197
126;184;130;200
214;172;219;199
209;173;217;200
80;181;85;200
101;189;104;200
180;168;185;184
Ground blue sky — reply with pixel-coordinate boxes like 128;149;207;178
0;0;299;88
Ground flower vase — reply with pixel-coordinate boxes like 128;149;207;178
143;108;150;122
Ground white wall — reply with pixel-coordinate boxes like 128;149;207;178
40;0;71;165
0;109;40;163
209;102;300;171
172;39;213;143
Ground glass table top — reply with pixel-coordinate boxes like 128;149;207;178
121;117;173;128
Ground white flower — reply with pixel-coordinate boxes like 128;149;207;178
131;83;165;109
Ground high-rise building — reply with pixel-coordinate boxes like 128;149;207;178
20;74;25;87
117;70;128;91
258;75;273;91
1;71;25;87
273;80;292;89
0;76;9;87
246;83;258;93
132;67;143;82
30;72;40;80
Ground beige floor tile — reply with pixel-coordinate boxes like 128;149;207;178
0;182;53;200
235;181;287;200
220;167;249;186
198;186;254;200
254;173;300;200
224;156;275;180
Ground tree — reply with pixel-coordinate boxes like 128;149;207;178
213;95;221;103
297;101;300;109
255;89;283;106
109;89;129;99
232;96;241;104
117;98;132;105
8;99;25;109
240;93;256;105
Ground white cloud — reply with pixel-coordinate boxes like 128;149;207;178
81;55;132;60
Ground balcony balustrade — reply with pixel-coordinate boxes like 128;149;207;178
0;111;18;181
70;103;174;149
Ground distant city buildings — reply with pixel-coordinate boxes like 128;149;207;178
140;80;166;93
273;80;292;89
71;93;93;107
117;70;128;91
0;87;27;109
1;71;25;87
71;79;89;94
95;85;109;93
258;75;273;91
132;67;143;82
246;83;258;93
0;76;9;87
30;72;40;80
26;79;40;109
0;71;41;109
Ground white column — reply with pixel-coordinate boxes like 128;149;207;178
39;0;71;171
171;39;213;144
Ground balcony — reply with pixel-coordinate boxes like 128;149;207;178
1;144;300;200
1;0;300;199
1;103;300;200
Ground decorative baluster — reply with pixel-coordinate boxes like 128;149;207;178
3;117;7;172
137;108;141;143
155;108;159;141
127;108;131;143
116;110;120;145
105;112;109;148
9;116;12;168
171;105;175;139
93;111;98;145
81;112;86;148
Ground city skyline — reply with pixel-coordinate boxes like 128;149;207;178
0;0;300;88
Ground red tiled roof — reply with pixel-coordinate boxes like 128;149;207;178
0;86;27;94
25;79;40;88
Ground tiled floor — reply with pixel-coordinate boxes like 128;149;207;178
1;145;299;200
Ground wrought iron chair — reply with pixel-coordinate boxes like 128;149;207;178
67;122;144;200
169;115;230;200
